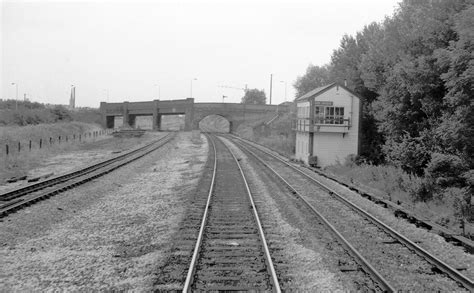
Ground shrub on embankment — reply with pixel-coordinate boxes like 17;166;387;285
0;99;101;126
325;159;473;236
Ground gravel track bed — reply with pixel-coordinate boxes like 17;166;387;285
153;135;213;291
190;136;273;290
222;136;380;291
0;132;207;291
234;138;467;291
238;137;474;279
300;166;474;280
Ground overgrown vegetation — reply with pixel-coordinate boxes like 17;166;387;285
293;0;473;231
0;99;101;126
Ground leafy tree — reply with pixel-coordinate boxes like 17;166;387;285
293;64;332;98
293;0;474;208
241;89;266;105
433;5;474;168
330;25;385;164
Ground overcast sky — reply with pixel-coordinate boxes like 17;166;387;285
1;0;400;107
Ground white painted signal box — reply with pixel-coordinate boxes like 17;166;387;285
294;83;361;167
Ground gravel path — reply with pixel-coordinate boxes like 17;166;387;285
0;132;208;291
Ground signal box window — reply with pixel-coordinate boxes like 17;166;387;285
314;106;345;124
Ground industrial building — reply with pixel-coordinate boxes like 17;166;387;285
294;82;361;167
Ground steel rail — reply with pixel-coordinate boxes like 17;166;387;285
0;133;175;217
1;133;174;202
182;134;218;292
218;135;281;293
230;134;474;291
229;136;395;292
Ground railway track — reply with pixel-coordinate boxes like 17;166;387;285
0;132;175;218
226;134;474;292
182;134;280;291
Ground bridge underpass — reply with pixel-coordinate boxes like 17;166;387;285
199;115;231;133
100;98;289;132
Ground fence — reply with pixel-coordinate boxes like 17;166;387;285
2;129;114;157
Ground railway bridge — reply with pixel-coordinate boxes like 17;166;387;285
100;98;289;132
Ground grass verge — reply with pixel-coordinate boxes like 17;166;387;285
0;122;104;181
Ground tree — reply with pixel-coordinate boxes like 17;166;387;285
241;89;266;105
293;64;332;98
330;25;385;164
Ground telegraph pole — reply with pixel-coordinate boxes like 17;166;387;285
269;74;273;105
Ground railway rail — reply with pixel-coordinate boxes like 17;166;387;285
182;134;280;291
226;134;474;292
0;132;175;218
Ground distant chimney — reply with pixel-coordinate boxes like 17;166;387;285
69;86;75;109
344;79;347;87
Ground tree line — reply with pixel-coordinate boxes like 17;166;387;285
294;0;473;209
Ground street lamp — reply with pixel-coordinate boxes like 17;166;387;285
280;80;287;102
154;83;161;99
190;78;197;98
11;82;18;110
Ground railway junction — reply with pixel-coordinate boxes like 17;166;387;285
1;127;473;291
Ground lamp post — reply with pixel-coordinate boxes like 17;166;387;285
190;78;197;98
154;83;160;99
11;82;18;110
280;80;287;102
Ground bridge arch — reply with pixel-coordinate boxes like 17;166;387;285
198;114;232;133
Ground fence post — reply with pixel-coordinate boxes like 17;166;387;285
29;140;32;151
79;134;81;142
6;144;9;156
66;135;68;143
58;136;61;144
73;134;76;140
39;138;42;149
18;141;21;153
50;137;52;145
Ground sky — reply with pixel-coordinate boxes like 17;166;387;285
1;0;400;107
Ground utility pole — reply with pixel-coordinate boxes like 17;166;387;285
269;74;273;105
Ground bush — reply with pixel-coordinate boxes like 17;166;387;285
383;134;431;176
425;153;467;188
343;154;365;167
443;187;472;223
